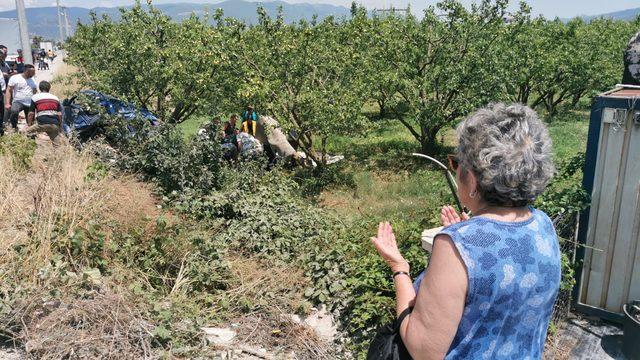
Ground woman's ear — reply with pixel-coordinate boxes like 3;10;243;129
466;169;478;195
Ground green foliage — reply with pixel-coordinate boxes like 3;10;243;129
85;161;109;181
107;121;223;194
367;0;518;153
501;16;636;115
54;0;628;356
66;1;238;123
536;152;590;215
233;7;372;164
66;0;636;155
0;134;36;171
114;217;229;294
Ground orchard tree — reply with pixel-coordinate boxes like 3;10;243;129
502;17;638;115
66;2;237;123
231;7;371;164
371;0;517;154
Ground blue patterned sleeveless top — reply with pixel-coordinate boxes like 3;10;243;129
413;207;561;359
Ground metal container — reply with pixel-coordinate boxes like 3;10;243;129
574;85;640;321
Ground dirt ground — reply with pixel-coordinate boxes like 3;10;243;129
549;315;626;360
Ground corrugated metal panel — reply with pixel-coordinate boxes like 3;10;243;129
579;90;640;314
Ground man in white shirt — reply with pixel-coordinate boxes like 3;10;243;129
4;64;37;131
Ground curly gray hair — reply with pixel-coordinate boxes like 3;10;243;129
456;103;555;207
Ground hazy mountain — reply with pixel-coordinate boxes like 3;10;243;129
0;1;351;40
581;7;640;21
1;1;638;41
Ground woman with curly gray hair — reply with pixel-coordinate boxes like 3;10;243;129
371;103;560;359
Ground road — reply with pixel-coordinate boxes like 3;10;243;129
34;50;65;84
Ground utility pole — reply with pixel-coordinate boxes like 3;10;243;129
57;0;65;43
63;7;71;38
373;7;410;16
15;0;33;64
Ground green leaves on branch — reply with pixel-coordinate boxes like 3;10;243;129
66;1;238;124
66;0;638;156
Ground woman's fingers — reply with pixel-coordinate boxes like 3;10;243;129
450;206;461;222
441;206;451;226
441;205;469;226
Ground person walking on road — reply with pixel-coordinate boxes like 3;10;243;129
23;81;64;147
15;49;25;74
4;64;37;131
0;45;11;135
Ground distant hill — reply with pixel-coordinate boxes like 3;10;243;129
581;7;640;21
0;1;352;41
2;2;638;41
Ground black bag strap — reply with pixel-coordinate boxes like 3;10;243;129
393;307;414;332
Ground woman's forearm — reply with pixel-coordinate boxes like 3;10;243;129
392;263;416;317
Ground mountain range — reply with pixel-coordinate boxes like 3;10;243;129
0;1;352;40
0;1;638;41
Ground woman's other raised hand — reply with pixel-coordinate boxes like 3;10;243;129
440;205;470;227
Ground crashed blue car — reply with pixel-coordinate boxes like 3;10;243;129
63;90;159;140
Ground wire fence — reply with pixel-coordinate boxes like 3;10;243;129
545;211;581;358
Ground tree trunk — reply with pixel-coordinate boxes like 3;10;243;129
545;95;557;116
419;126;442;155
377;97;386;119
570;91;584;107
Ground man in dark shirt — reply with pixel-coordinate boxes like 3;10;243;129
0;45;10;135
24;81;64;146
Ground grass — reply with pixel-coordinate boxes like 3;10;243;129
546;111;590;161
174;105;589;228
320;108;590;228
177;115;210;139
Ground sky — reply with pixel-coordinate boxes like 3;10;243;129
0;0;639;18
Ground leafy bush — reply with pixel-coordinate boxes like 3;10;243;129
97;117;223;195
536;153;590;216
0;134;36;171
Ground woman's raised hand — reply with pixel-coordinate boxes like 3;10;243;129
440;205;470;227
371;222;409;272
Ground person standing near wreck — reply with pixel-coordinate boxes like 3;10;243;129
5;64;37;131
23;81;64;147
371;103;560;359
241;105;258;136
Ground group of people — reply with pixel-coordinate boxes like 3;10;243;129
208;105;265;160
1;44;63;146
36;48;56;71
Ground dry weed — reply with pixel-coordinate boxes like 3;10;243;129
50;61;81;99
0;145;107;280
226;256;310;315
14;289;155;360
0;142;160;282
0;142;163;358
222;256;333;358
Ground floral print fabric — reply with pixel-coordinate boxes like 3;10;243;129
415;207;561;359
